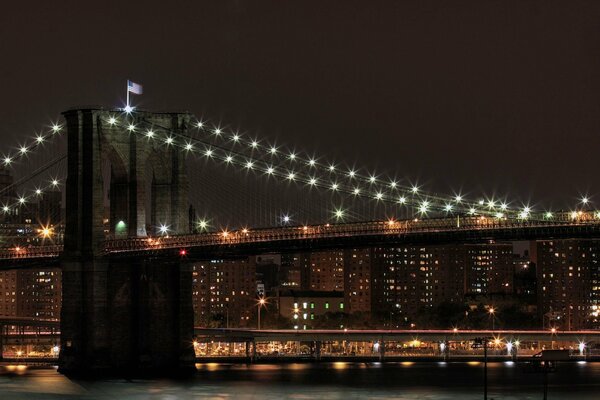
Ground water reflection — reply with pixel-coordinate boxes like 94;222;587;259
0;362;598;399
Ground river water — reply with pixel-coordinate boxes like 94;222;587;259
0;361;599;399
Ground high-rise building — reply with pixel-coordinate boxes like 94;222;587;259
464;243;514;296
343;248;371;314
280;253;308;289
308;250;344;291
17;269;62;319
0;268;61;320
192;257;257;328
371;242;513;326
371;245;465;325
534;239;600;330
0;271;18;316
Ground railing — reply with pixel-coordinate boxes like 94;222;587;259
0;244;62;260
104;212;600;254
1;211;600;259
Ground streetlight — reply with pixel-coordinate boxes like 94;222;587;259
257;297;267;330
488;307;496;330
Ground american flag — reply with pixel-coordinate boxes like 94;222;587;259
127;80;143;95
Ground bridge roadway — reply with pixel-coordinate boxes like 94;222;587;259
2;213;600;264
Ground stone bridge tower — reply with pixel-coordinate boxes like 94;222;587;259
59;108;195;375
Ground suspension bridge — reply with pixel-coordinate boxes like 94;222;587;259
0;106;599;374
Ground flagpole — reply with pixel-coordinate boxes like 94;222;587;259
126;80;130;107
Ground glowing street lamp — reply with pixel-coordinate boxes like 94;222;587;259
488;307;496;330
257;297;267;330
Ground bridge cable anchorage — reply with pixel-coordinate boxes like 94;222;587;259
121;116;561;224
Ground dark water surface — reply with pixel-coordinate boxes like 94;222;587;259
0;361;599;399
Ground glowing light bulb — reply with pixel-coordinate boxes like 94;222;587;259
159;224;169;235
51;179;59;186
205;149;213;157
329;165;335;171
289;153;296;160
445;204;453;212
146;130;154;138
375;192;383;200
354;188;361;195
398;196;406;204
215;128;222;135
18;197;26;204
282;215;290;223
108;117;117;125
52;124;62;133
455;195;462;202
390;181;397;188
19;146;28;155
500;203;508;210
545;211;553;219
488;200;495;208
232;134;239;141
469;207;476;215
331;183;338;190
185;143;193;151
348;170;356;178
127;124;136;132
582;197;590;204
411;186;419;194
198;220;208;229
225;155;233;163
251;141;258;148
246;161;254;169
267;167;275;174
478;199;485;205
369;176;377;183
196;121;204;128
35;135;45;144
123;105;134;113
308;159;316;166
309;178;317;185
165;137;174;145
270;147;277;154
35;189;42;195
288;172;295;180
335;209;344;219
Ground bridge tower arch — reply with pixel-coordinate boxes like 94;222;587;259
59;108;195;375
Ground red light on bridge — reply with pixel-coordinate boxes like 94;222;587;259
179;249;187;256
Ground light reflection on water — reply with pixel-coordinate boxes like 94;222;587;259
0;362;599;399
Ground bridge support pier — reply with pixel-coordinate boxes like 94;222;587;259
59;257;195;376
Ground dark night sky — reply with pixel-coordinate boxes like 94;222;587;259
1;1;600;210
